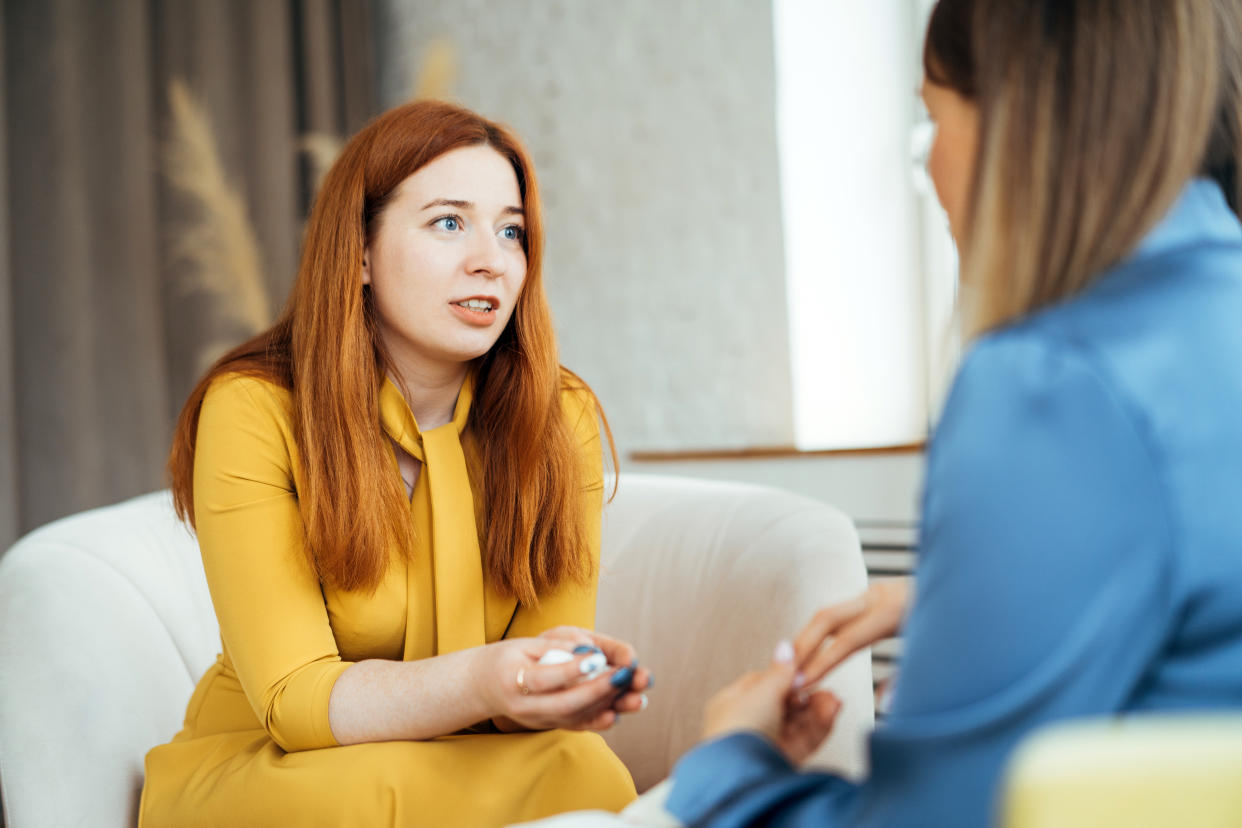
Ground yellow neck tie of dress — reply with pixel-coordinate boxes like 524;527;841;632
382;375;486;657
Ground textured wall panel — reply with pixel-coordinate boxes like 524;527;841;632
376;0;795;453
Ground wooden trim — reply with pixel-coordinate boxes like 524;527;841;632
629;441;926;463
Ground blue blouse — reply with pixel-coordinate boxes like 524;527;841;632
667;179;1242;827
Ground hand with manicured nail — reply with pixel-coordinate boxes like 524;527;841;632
533;626;653;723
700;639;841;766
793;577;911;690
480;636;640;734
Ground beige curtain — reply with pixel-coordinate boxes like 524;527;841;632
0;1;15;555
0;0;377;548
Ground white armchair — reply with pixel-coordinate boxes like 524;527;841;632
0;474;872;827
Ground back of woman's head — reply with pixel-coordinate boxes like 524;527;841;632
171;100;604;601
924;0;1242;335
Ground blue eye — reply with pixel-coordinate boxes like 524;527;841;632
432;216;461;232
499;225;524;242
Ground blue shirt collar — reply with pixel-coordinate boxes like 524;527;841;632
1129;177;1242;263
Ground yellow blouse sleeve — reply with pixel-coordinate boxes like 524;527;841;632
504;383;605;637
193;375;349;751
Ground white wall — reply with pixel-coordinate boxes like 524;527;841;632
376;1;940;528
626;452;925;525
376;0;796;456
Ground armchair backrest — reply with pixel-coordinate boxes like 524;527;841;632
0;475;872;826
596;474;872;791
0;491;215;828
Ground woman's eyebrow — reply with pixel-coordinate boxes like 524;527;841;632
420;198;471;211
419;198;523;217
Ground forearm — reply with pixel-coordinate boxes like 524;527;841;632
327;648;492;744
668;733;857;826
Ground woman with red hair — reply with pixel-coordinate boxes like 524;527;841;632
140;100;646;826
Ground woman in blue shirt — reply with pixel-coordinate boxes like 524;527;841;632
666;1;1242;826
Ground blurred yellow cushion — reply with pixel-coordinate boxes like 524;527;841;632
1001;715;1242;828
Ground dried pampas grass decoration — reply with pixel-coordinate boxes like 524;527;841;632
298;132;345;200
411;37;458;101
163;78;272;372
162;38;460;374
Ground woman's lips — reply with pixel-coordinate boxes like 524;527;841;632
449;298;499;326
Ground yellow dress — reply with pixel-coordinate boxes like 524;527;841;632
139;372;635;827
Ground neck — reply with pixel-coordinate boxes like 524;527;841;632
390;360;469;431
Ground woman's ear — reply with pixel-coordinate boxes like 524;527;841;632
361;248;372;285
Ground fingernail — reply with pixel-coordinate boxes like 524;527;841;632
773;639;794;664
572;645;602;656
639;694;649;711
579;652;607;674
645;673;654;689
609;666;635;689
792;671;806;689
538;648;574;665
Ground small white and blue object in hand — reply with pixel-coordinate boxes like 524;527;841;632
538;645;637;691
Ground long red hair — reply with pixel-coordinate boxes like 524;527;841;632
169;100;615;603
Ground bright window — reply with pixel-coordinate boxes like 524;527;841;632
773;0;957;450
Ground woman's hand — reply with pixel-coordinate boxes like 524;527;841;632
475;630;650;733
793;577;911;688
701;641;841;766
537;626;652;716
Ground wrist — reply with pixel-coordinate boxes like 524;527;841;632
467;643;506;721
705;722;777;745
492;715;529;733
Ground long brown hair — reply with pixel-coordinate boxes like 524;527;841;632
169;100;615;603
925;0;1242;335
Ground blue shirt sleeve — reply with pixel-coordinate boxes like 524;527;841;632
667;733;861;827
667;329;1175;828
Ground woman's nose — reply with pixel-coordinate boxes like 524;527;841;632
464;231;506;278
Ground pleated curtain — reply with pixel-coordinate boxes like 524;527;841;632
0;0;377;548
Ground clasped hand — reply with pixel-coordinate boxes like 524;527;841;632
477;625;651;733
700;577;911;766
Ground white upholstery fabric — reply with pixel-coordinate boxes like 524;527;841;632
0;475;871;827
595;475;872;792
0;492;216;828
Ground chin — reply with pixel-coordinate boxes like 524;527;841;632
415;325;512;368
448;339;503;364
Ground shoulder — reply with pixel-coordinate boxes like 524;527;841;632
924;320;1173;568
557;368;598;422
919;318;1176;590
198;372;297;448
190;373;301;494
932;321;1153;491
202;372;293;419
943;323;1116;426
